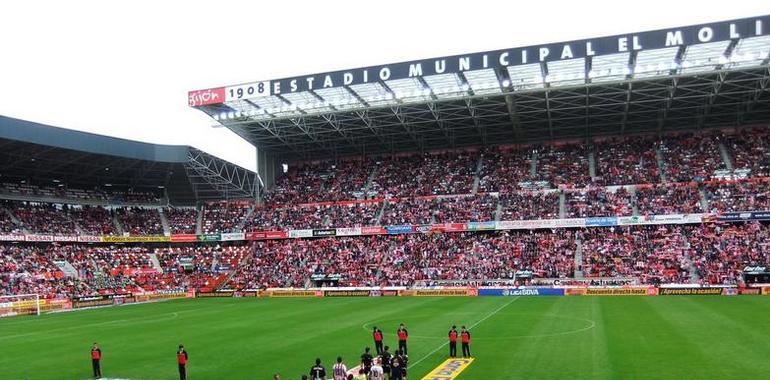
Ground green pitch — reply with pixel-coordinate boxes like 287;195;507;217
2;296;770;379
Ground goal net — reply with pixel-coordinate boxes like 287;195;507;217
0;294;41;317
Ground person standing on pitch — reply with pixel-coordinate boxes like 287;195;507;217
380;345;392;379
360;347;374;375
332;356;347;380
389;352;403;380
397;349;408;379
90;342;102;379
461;326;472;358
372;326;384;355
448;325;458;357
309;358;326;380
177;344;189;380
396;323;408;355
370;357;384;380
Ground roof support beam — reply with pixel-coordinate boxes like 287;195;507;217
696;71;727;129
185;149;259;200
621;81;632;135
657;77;679;135
320;113;364;154
425;102;453;147
389;105;422;150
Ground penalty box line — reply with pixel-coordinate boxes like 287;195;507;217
411;296;520;369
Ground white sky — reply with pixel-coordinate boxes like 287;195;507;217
1;1;768;172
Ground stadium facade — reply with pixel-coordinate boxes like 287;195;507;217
190;15;770;184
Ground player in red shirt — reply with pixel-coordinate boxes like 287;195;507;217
448;325;458;357
372;326;384;355
396;323;408;355
461;326;471;358
90;342;102;379
177;344;189;380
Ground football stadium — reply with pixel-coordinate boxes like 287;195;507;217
2;5;770;380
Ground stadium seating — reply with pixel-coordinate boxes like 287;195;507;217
70;206;116;235
659;132;726;183
202;201;252;233
723;128;770;178
0;200;23;233
634;184;703;215
432;195;497;223
593;137;661;186
116;207;164;235
2;127;770;299
380;197;436;225
3;219;770;297
581;225;691;284
368;151;478;197
265;159;373;204
687;222;767;285
166;207;199;234
566;187;633;218
477;147;533;192
704;179;770;213
535;143;591;188
13;202;77;235
498;192;560;220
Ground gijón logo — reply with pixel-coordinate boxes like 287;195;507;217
188;88;225;107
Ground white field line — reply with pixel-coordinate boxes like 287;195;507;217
410;296;520;368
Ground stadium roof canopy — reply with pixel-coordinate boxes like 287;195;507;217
0;116;259;204
190;16;770;161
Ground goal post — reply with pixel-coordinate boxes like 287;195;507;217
0;293;41;318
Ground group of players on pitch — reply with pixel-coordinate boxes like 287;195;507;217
298;323;472;380
88;323;471;379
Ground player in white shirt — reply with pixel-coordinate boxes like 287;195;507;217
369;358;384;380
333;356;348;380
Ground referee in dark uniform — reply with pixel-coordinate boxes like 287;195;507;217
310;358;326;380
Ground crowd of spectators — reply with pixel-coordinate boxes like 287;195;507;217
265;160;373;204
246;205;327;230
13;202;77;235
634;184;703;215
0;244;72;298
581;226;692;284
380;198;436;225
225;231;576;289
202;201;252;233
2;221;769;298
704;180;770;213
324;203;382;228
566;187;633;218
166;207;198;234
687;222;770;285
593;137;662;186
117;207;163;235
723;128;770;178
660;132;726;183
0;200;23;233
369;151;478;197
499;192;560;220
535;143;591;188
432;195;498;223
0;130;769;240
477;147;533;193
70;206;115;235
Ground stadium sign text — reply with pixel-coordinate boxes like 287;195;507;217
190;16;769;104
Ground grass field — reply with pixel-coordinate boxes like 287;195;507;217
3;296;770;379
